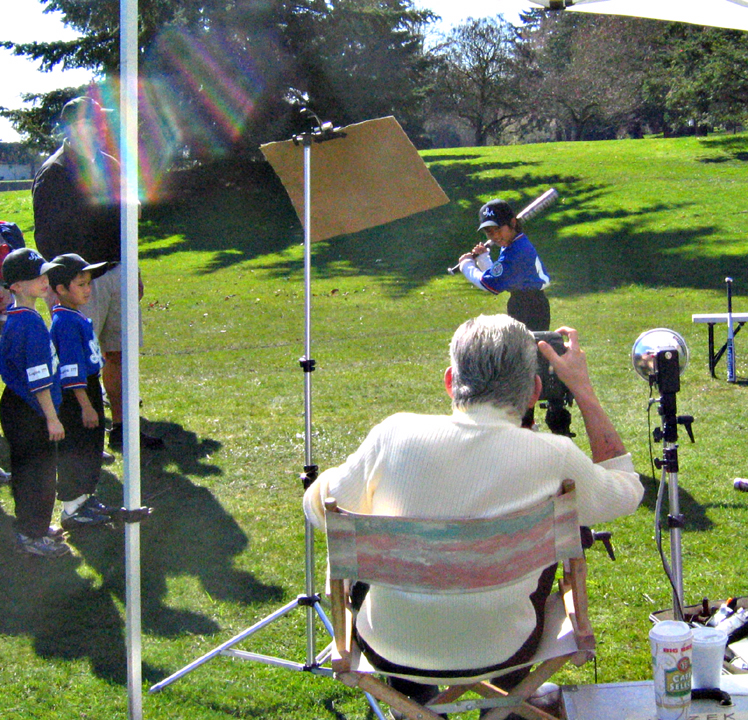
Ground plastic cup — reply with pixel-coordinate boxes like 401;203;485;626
649;621;693;720
691;626;727;689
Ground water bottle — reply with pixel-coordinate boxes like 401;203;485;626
717;607;748;637
708;597;737;627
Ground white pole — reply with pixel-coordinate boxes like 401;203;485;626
120;0;143;717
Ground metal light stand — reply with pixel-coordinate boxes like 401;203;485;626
149;109;347;694
652;349;694;622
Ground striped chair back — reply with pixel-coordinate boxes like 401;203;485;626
325;482;582;594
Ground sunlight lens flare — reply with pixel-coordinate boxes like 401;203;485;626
138;27;265;200
61;85;121;207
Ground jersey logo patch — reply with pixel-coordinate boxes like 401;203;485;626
50;340;59;375
89;338;103;368
27;363;51;382
60;364;79;379
490;261;505;278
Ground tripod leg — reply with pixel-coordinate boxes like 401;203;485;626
149;596;301;693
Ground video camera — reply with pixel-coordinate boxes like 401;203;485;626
532;331;575;437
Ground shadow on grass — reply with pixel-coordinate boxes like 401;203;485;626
639;473;713;532
0;420;283;685
697;134;748;163
0;513;131;683
137;145;748;297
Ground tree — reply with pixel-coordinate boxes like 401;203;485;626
0;86;91;155
430;16;520;146
517;13;658;141
649;25;748;135
281;0;436;143
2;0;436;160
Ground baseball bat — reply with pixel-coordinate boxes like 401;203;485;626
447;188;559;275
726;276;736;383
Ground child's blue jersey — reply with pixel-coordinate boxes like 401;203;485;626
0;304;61;414
480;233;551;294
50;305;104;390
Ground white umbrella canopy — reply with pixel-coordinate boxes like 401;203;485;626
529;0;748;31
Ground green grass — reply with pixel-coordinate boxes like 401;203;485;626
1;132;748;718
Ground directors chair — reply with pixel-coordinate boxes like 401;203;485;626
323;479;595;720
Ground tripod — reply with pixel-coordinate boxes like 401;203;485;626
651;349;694;622
149;111;346;694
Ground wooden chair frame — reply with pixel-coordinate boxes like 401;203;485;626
323;479;595;720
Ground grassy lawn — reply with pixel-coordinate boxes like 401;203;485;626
0;132;747;718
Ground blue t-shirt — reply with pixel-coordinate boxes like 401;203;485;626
50;305;104;390
0;304;61;414
480;233;551;294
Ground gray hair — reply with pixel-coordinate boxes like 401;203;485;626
449;314;537;415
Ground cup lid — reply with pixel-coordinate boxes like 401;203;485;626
692;626;728;644
649;620;693;642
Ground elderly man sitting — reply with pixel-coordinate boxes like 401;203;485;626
304;314;643;709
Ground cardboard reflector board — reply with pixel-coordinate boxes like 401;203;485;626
261;116;450;243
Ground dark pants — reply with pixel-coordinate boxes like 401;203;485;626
0;386;57;538
508;289;551;428
507;290;550;332
57;375;105;501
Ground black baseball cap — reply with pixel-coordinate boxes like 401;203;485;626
47;254;108;289
2;248;61;289
477;199;515;231
60;96;112;127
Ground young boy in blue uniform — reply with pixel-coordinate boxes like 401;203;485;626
0;248;71;558
459;199;552;431
48;254;112;529
459;198;551;332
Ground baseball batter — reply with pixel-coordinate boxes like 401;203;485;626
459;198;551;332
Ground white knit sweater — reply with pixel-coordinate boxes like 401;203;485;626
304;404;643;672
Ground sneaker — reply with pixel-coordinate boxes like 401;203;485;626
61;496;112;529
0;467;10;484
101;450;116;465
108;423;164;451
81;495;113;515
47;525;66;542
16;533;72;558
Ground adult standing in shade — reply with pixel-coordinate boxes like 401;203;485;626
32;96;163;451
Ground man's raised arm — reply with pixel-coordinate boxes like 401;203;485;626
538;327;626;464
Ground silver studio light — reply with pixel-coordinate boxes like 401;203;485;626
632;327;693;623
632;328;690;384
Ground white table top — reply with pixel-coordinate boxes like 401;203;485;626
693;313;748;323
562;679;748;720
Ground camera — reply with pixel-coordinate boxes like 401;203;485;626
533;332;574;437
532;331;571;403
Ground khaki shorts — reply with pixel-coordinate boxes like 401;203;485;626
81;264;143;353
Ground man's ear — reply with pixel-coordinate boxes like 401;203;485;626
529;375;542;408
444;366;454;399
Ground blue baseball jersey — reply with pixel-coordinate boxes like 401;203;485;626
0;304;61;414
479;233;550;294
50;305;104;390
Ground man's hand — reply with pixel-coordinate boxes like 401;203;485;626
538;327;626;463
537;327;593;399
